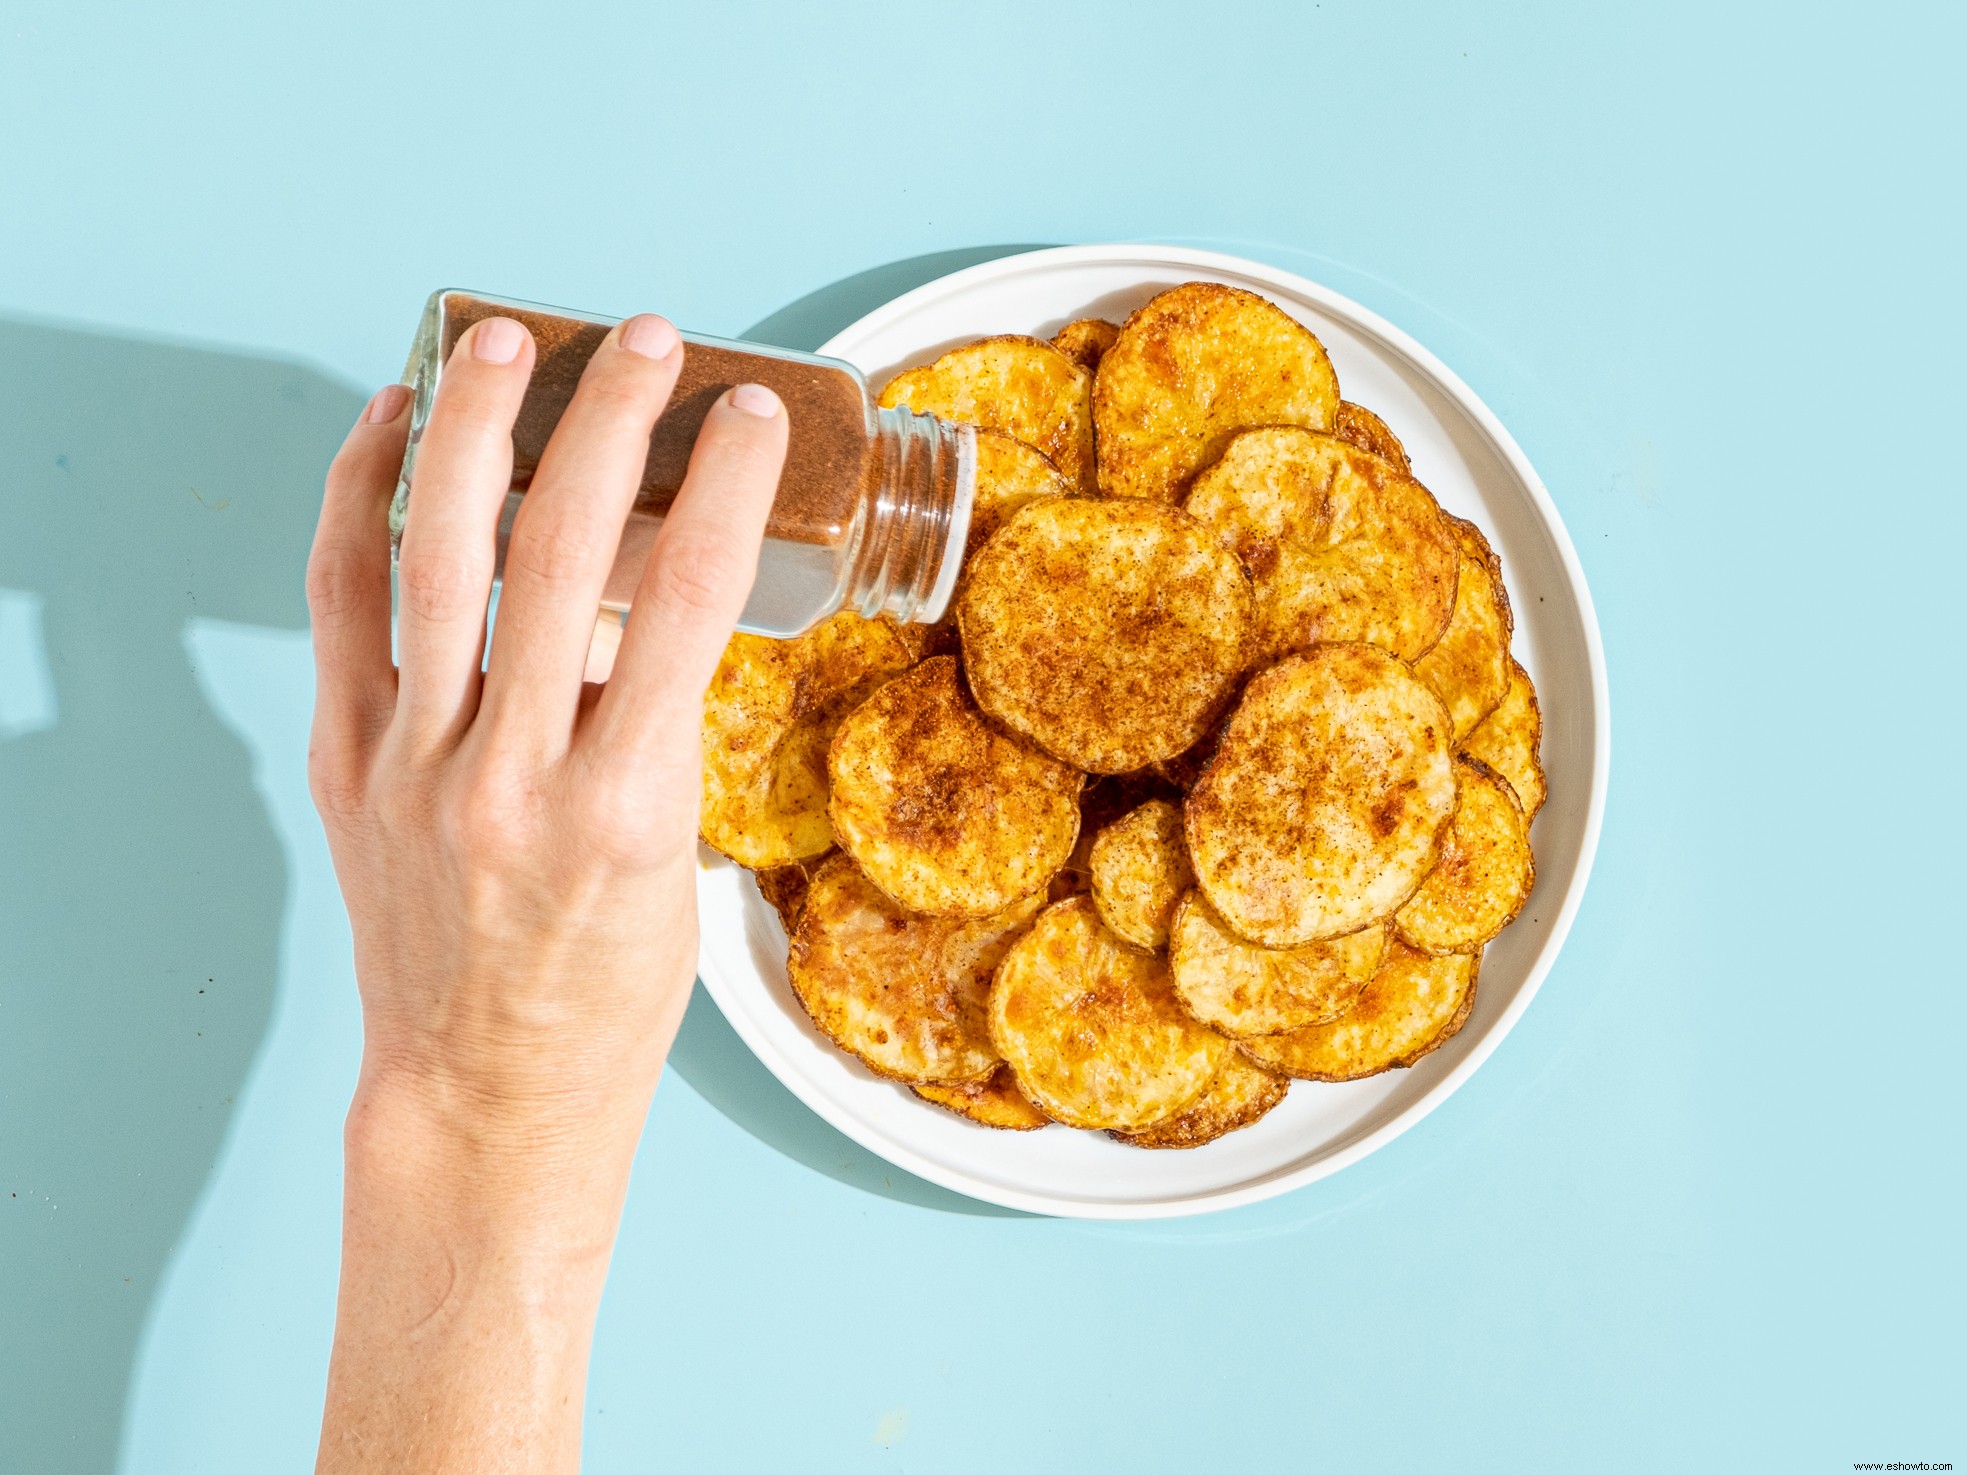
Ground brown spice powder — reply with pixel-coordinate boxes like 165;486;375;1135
438;292;872;545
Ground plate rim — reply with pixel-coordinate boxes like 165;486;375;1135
696;243;1611;1219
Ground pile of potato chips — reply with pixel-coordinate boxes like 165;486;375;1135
701;283;1545;1148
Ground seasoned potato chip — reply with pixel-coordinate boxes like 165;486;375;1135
1184;426;1459;665
828;656;1081;916
913;1065;1052;1131
878;335;1094;492
1089;799;1193;951
1413;514;1513;740
958;497;1253;773
701;612;918;867
964;429;1068;556
1110;1052;1288;1149
1169;892;1386;1037
788;855;1044;1084
1051;317;1120;372
1460;657;1546;818
1395;758;1534;954
1333;400;1411;472
753;851;830;933
989;897;1233;1130
1094;282;1339;503
1188;644;1457;946
1238;940;1477;1081
1049;774;1178;902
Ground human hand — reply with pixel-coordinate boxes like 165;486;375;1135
307;313;787;1472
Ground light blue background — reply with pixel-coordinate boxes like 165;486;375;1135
3;2;1961;1470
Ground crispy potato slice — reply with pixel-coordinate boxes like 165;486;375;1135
1094;282;1339;503
989;897;1233;1130
1051;317;1120;372
1395;758;1534;955
1089;799;1193;951
788;855;1044;1085
958;497;1253;773
701;612;918;867
753;851;830;933
1460;657;1546;818
1188;644;1457;946
1110;1052;1288;1149
913;1065;1053;1130
1333;400;1411;472
1239;940;1477;1081
1413;514;1513;740
828;656;1081;916
966;429;1069;556
1049;774;1179;902
1169;892;1387;1037
878;335;1094;492
1184;426;1459;665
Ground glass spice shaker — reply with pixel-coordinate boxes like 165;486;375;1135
391;290;976;637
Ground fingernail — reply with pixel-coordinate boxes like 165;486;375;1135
620;314;680;361
364;383;411;424
471;317;526;364
730;383;782;418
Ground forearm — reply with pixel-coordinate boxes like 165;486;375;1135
315;1078;647;1475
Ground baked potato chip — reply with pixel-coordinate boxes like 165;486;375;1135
966;429;1069;555
878;335;1094;492
1049;775;1178;902
1184;426;1459;665
1051;316;1120;372
788;855;1044;1085
1460;657;1546;818
1188;644;1457;946
1089;799;1194;952
753;851;830;933
1413;514;1513;740
1094;282;1339;503
1110;1051;1288;1149
701;612;918;867
989;897;1233;1130
957;496;1253;773
828;656;1081;916
1239;939;1478;1081
1333;400;1411;472
913;1064;1053;1131
1169;892;1386;1037
1395;758;1534;954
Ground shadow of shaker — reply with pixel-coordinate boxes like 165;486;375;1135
0;318;357;1471
660;246;1049;1220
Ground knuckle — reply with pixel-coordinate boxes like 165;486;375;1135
396;547;484;624
443;764;542;852
307;746;369;822
575;374;657;422
505;517;601;591
649;535;746;618
306;544;373;623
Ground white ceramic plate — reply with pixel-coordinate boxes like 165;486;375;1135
696;245;1609;1219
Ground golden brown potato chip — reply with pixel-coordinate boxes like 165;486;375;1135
753;851;830;933
828;656;1081;916
1168;892;1386;1037
1413;514;1513;740
913;1065;1053;1131
1188;644;1457;946
957;497;1253;773
1094;282;1339;503
1110;1052;1288;1149
1460;657;1546;818
1238;939;1477;1081
989;897;1233;1130
1184;426;1459;665
788;855;1044;1084
1088;799;1194;952
1395;758;1534;954
1051;317;1120;372
1048;775;1177;902
878;335;1094;492
1332;400;1411;472
701;613;918;867
965;429;1069;555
